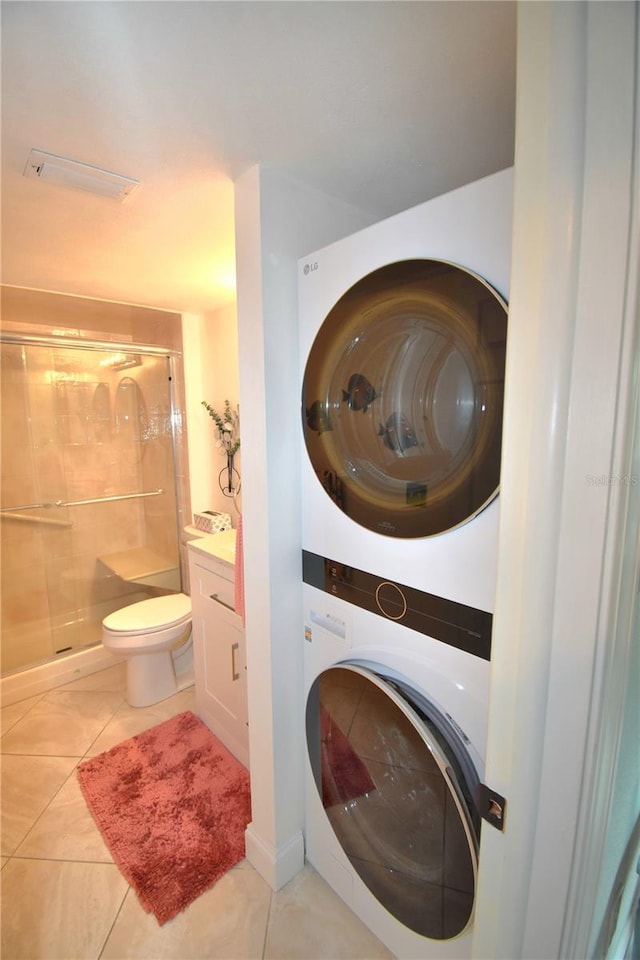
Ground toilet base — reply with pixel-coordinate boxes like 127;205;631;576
126;650;177;708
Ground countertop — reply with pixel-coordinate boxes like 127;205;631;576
187;527;236;567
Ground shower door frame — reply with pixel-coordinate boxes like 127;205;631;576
0;333;186;674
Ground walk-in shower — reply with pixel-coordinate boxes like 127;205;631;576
0;335;183;678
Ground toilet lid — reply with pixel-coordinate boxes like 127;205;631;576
104;594;191;633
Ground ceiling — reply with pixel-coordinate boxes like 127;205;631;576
1;1;516;315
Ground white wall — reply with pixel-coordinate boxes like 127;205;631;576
474;3;639;958
182;303;240;524
232;6;639;950
234;165;374;888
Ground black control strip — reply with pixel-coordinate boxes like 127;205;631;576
302;550;492;661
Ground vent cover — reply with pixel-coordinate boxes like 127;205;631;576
23;149;139;201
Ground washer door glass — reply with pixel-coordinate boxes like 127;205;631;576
306;664;480;940
302;259;508;537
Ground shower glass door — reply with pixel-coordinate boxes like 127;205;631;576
0;338;181;675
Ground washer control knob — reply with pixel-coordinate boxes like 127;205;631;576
375;581;407;621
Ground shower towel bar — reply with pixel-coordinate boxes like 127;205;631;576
56;489;164;508
0;502;48;512
0;489;164;512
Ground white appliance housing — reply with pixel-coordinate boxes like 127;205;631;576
299;170;513;958
303;583;490;959
299;168;513;612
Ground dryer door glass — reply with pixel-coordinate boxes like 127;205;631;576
301;259;507;538
306;664;480;940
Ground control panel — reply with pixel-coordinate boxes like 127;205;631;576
302;550;492;661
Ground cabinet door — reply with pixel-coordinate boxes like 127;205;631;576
199;595;247;729
188;551;248;765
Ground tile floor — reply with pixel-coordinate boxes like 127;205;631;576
1;663;394;960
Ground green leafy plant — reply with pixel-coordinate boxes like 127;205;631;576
201;399;241;456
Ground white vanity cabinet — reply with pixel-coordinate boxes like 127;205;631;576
188;536;248;767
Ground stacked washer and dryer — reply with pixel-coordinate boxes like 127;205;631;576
299;169;513;959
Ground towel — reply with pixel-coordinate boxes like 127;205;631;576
234;513;245;627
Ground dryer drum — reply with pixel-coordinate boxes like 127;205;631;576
306;664;481;941
301;259;508;538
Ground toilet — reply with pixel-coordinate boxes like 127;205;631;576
102;593;192;707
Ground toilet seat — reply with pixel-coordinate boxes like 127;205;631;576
103;594;191;636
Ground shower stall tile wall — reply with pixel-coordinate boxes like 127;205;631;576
0;286;191;678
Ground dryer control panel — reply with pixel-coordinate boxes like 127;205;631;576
302;550;491;661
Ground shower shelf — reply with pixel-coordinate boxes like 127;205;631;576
98;547;180;591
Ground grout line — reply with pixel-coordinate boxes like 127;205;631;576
0;749;85;758
81;696;128;760
5;853;117;866
97;883;131;960
262;887;274;960
4;758;83;855
0;691;47;734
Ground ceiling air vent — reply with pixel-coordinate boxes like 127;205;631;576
23;149;139;201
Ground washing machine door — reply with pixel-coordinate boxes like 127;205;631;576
306;663;481;940
301;259;507;538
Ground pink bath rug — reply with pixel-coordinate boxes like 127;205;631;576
77;710;251;925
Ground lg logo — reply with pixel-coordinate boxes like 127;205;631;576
303;261;319;276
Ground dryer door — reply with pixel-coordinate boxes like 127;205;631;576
306;663;481;940
301;259;507;538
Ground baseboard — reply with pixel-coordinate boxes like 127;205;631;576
244;822;305;891
1;645;121;706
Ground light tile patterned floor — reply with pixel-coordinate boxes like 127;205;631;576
1;663;394;960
